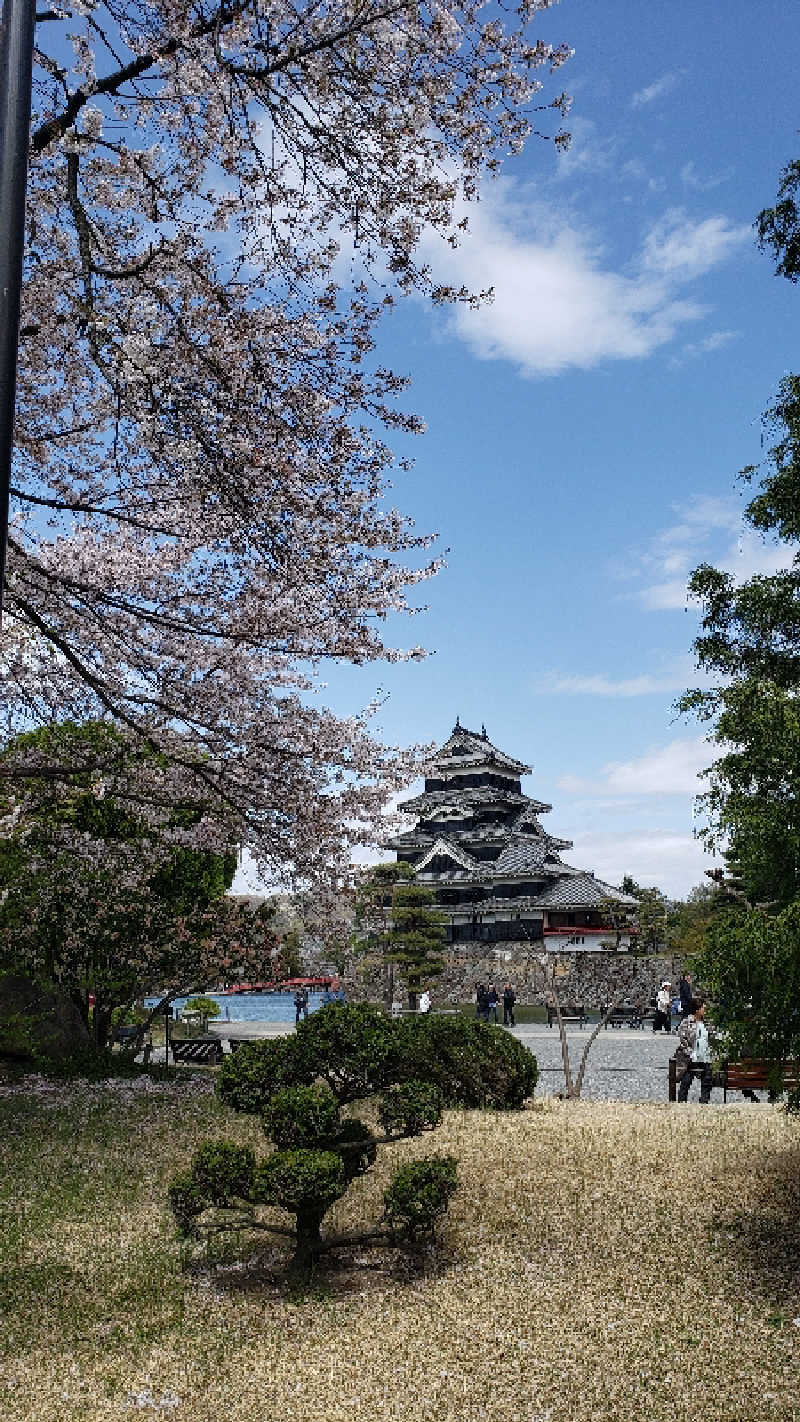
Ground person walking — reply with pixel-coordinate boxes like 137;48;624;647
294;987;305;1026
653;980;672;1033
502;983;516;1027
419;989;431;1014
677;997;714;1104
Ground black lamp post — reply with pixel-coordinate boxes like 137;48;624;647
0;0;36;622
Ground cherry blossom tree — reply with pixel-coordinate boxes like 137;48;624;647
3;0;571;885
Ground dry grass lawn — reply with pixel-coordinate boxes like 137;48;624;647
1;1073;799;1421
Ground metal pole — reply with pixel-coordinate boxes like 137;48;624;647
0;0;36;623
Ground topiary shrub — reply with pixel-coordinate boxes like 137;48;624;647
378;1080;443;1137
388;1014;538;1108
172;1069;456;1281
167;1142;255;1236
294;1001;398;1102
190;1141;256;1206
262;1083;341;1149
168;1172;209;1236
252;1148;346;1214
383;1155;459;1242
216;1034;315;1114
183;996;222;1022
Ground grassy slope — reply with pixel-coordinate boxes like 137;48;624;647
1;1075;799;1422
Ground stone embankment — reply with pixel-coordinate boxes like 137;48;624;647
345;949;685;1010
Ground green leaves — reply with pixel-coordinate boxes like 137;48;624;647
383;1155;459;1241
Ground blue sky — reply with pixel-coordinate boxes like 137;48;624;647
238;0;800;900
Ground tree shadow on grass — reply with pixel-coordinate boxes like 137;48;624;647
709;1140;800;1296
183;1235;457;1302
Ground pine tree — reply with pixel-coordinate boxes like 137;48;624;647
387;883;447;1012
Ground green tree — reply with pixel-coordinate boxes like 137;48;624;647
665;883;717;960
678;157;800;1075
354;861;414;1006
679;156;800;906
690;902;800;1094
0;721;248;1047
756;157;800;283
388;881;447;1012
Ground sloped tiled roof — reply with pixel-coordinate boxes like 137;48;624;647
414;837;479;874
425;723;530;775
530;872;638;910
493;836;550;875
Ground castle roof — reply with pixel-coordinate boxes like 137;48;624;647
530;872;638;910
425;720;530;776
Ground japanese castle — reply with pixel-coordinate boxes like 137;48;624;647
385;721;637;952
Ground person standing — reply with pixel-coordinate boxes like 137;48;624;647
487;984;499;1023
653;980;672;1033
502;983;516;1027
418;989;431;1013
294;988;305;1026
476;983;489;1021
677;997;714;1104
679;972;693;1021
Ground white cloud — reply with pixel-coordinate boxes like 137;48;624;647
641;209;749;280
421;186;748;377
680;160;733;192
677;329;738;363
567;828;715;899
558;736;713;798
545;657;696;697
631;72;682;108
637;494;798;610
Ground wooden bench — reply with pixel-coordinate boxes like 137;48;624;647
602;1005;643;1029
170;1037;224;1065
722;1058;800;1103
547;1005;587;1028
113;1025;141;1048
665;1056;799;1102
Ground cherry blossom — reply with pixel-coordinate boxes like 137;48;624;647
4;0;571;884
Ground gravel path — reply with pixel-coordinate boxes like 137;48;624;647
511;1024;678;1102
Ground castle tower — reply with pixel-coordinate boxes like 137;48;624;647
384;721;636;951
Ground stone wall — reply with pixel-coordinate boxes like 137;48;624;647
345;949;686;1010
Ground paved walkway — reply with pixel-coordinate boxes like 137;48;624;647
198;1019;680;1103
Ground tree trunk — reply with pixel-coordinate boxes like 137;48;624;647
93;1000;113;1051
288;1208;325;1283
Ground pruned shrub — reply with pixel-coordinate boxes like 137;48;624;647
262;1084;341;1150
294;1002;397;1102
189;1141;256;1206
168;1172;208;1236
216;1034;315;1114
175;1028;457;1280
168;1142;256;1236
378;1080;443;1137
333;1117;378;1183
388;1014;538;1108
384;1155;459;1241
252;1149;346;1214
